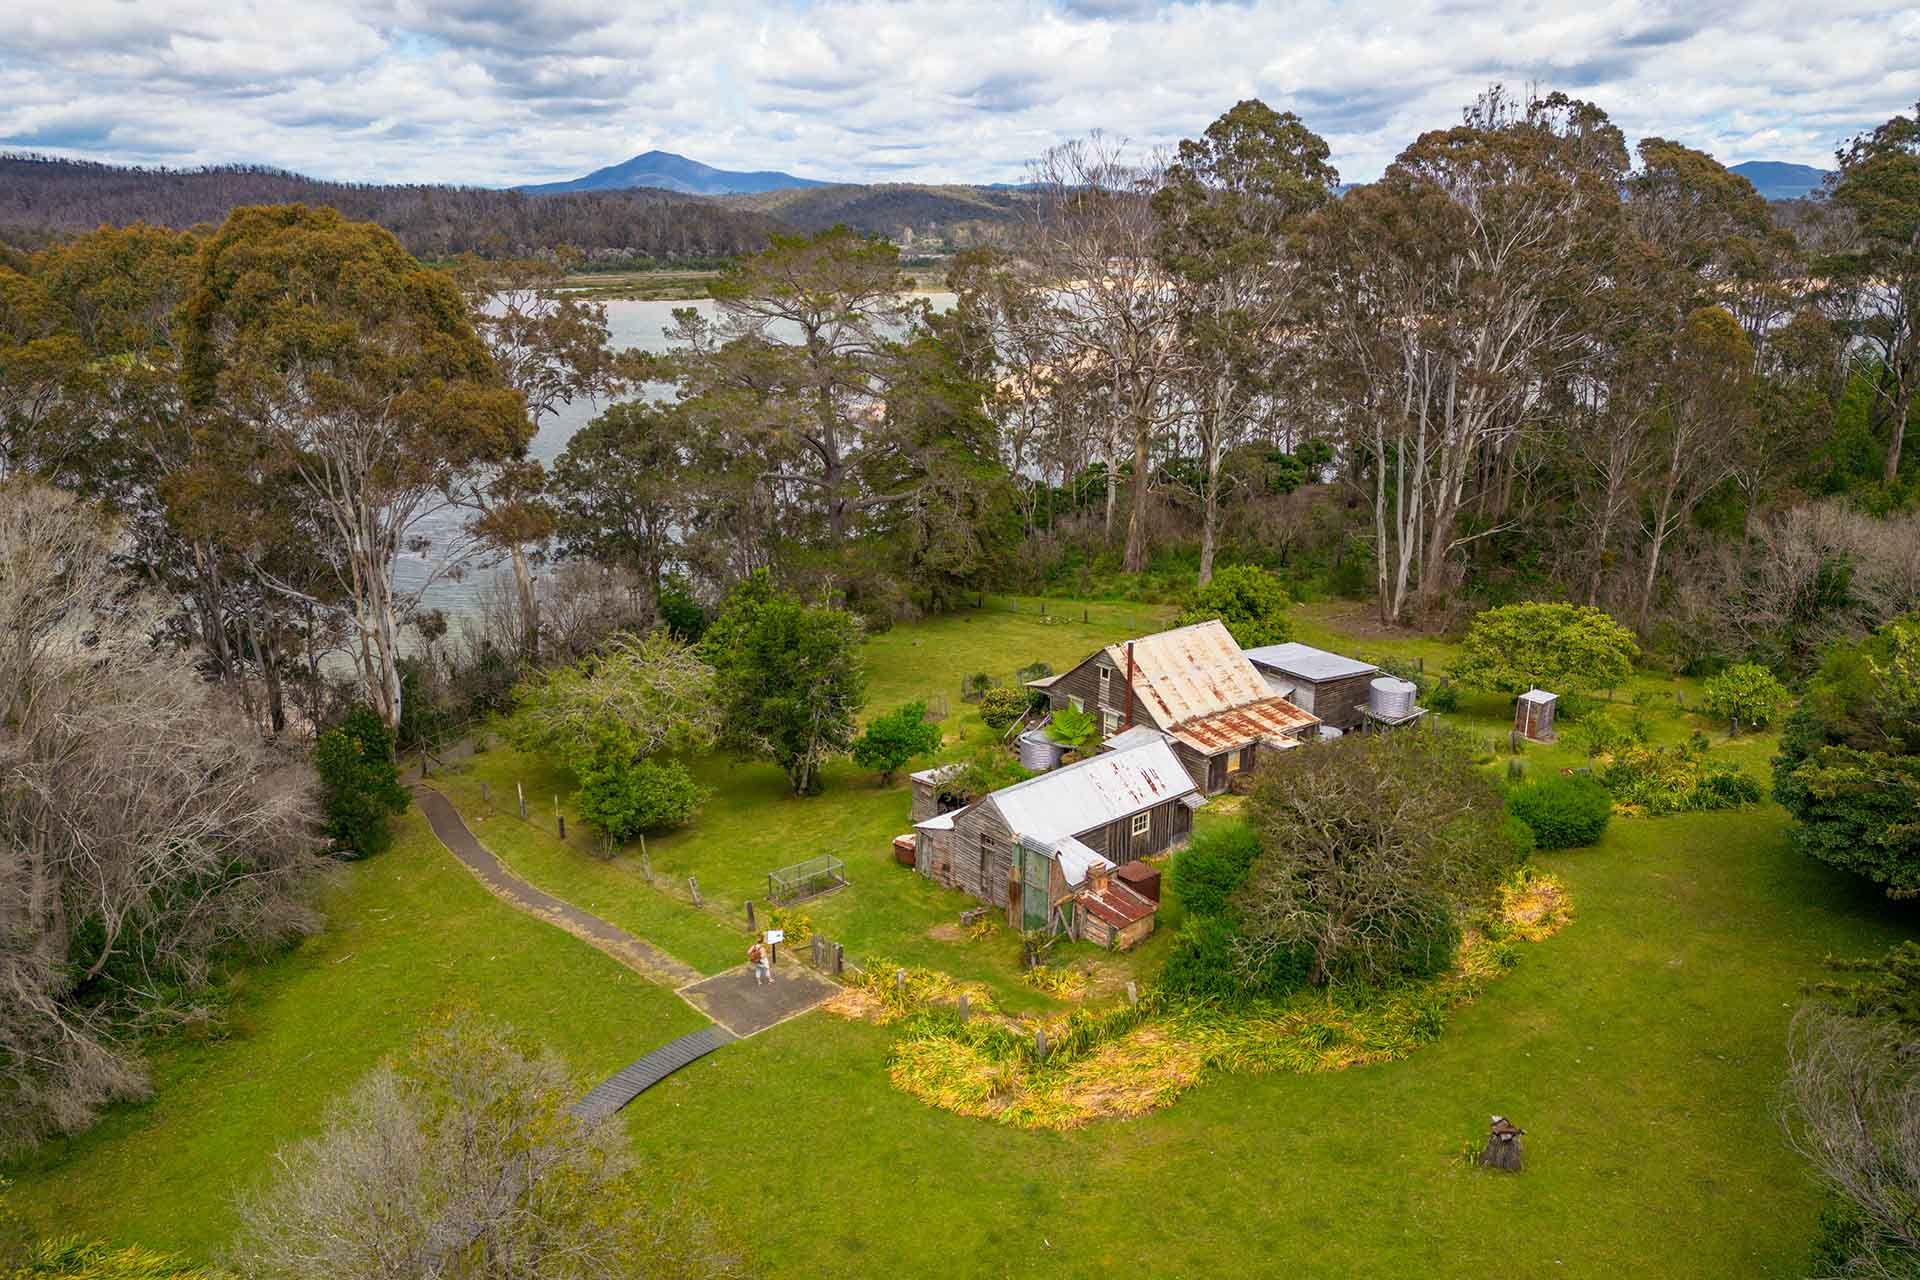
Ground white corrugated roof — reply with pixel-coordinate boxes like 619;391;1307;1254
914;809;962;831
1103;620;1274;726
1518;688;1557;703
1242;642;1378;682
987;738;1197;843
1102;724;1169;752
1051;836;1115;888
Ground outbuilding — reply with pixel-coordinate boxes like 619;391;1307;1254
1241;642;1381;733
909;736;1199;937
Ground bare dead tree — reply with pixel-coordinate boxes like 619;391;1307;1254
1782;1006;1920;1279
0;481;323;1156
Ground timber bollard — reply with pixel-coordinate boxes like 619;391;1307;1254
832;942;844;975
557;814;565;840
958;993;970;1023
516;782;526;820
895;968;906;993
688;876;702;906
746;900;757;931
1034;1029;1048;1060
1126;981;1138;1006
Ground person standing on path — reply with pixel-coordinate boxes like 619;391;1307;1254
749;939;772;985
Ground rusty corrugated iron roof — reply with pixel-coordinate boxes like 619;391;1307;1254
1081;879;1156;928
1168;696;1319;754
1104;620;1271;727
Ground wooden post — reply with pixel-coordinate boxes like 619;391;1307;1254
688;876;702;906
832;942;844;975
480;782;489;805
895;968;906;993
746;900;757;931
516;782;526;820
958;993;970;1023
557;814;566;839
768;872;776;903
420;752;429;779
1125;981;1138;1006
1034;1028;1048;1060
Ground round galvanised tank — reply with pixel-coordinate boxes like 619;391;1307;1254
1018;729;1068;772
1369;676;1418;720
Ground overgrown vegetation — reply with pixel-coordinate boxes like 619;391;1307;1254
1505;774;1614;850
313;706;409;859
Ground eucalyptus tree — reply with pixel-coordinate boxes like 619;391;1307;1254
1304;87;1628;623
454;253;623;662
1027;133;1181;572
1824;102;1920;487
1153;99;1338;585
182;205;529;731
663;227;913;548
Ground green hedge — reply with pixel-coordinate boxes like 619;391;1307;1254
1506;775;1613;850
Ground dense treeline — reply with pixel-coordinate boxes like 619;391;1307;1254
0;153;780;260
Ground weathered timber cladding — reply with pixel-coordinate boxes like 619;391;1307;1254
1048;650;1142;728
1300;672;1375;732
910;776;941;823
947;800;1017;909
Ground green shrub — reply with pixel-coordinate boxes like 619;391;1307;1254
1452;602;1639;695
1506;774;1613;850
1505;813;1537;862
576;755;707;840
978;687;1028;733
1428;681;1459;713
1172;564;1293;649
1158;915;1309;1000
960;673;994;703
851;701;944;784
1171;822;1262;918
1600;744;1760;815
1702;662;1791;730
313;705;409;860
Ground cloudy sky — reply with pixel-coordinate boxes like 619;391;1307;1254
1;0;1914;188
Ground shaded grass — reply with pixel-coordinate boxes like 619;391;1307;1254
3;810;704;1257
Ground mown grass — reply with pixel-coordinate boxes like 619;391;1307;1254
3;811;704;1258
8;595;1915;1278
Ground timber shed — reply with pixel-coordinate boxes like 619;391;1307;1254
1045;619;1320;795
911;737;1199;937
1242;642;1380;733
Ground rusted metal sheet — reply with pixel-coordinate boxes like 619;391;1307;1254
1100;620;1273;728
1080;879;1156;928
1167;697;1318;754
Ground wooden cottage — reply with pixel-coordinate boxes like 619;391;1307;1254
911;737;1200;944
1241;642;1380;733
1041;620;1320;795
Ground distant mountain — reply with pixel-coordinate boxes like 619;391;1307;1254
520;150;829;197
1730;160;1831;202
0;152;780;259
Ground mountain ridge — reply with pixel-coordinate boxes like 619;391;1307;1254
519;150;829;197
1729;160;1831;201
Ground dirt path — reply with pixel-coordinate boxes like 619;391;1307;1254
412;785;703;987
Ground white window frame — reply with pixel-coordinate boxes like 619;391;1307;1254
1130;811;1151;838
1102;708;1122;737
1098;664;1113;703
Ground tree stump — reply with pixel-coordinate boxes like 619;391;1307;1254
1479;1115;1525;1172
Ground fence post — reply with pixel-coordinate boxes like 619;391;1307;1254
1126;981;1138;1007
746;900;757;931
517;782;526;820
895;968;906;994
480;782;489;805
832;942;844;975
688;876;703;906
958;993;970;1023
557;814;566;840
1034;1028;1048;1060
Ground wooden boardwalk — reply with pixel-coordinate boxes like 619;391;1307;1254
571;1026;734;1122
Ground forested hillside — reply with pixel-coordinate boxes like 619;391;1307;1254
718;182;1030;242
0;153;781;259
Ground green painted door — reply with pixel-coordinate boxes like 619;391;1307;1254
1020;847;1050;931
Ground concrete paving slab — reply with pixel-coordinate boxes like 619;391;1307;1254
678;963;837;1037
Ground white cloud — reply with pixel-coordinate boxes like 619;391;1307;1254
0;0;1912;186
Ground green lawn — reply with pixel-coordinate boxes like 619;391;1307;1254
4;811;705;1258
8;596;1916;1277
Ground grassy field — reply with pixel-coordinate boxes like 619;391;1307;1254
8;595;1916;1276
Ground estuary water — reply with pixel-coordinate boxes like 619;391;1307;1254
396;292;955;622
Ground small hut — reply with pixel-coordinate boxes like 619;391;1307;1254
1514;689;1558;743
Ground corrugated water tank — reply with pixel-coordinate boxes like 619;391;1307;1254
1369;676;1418;720
1018;729;1069;772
